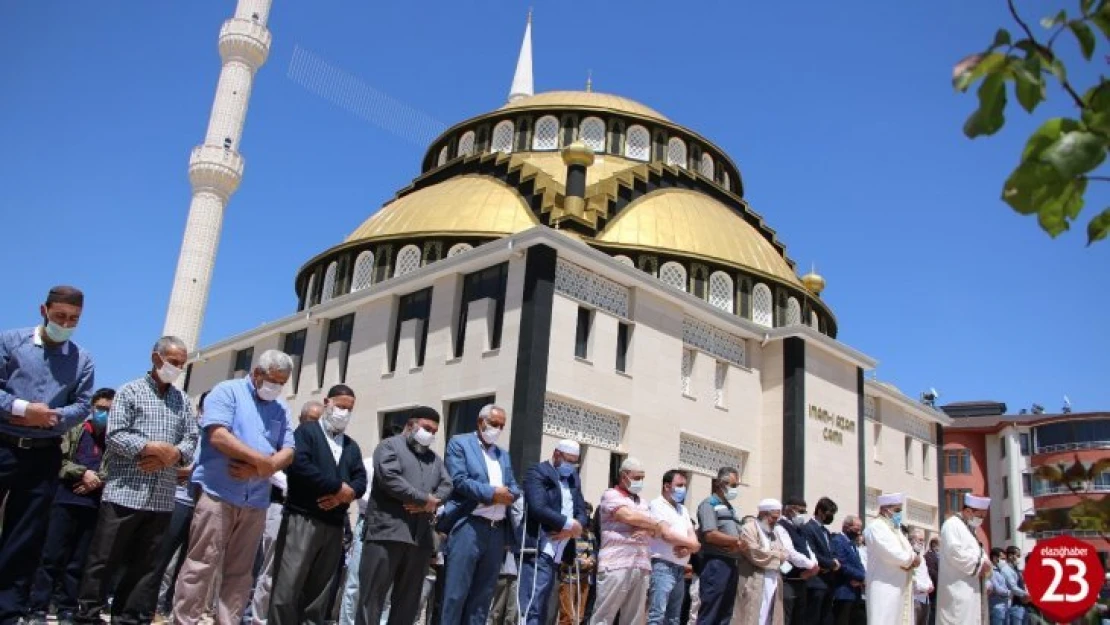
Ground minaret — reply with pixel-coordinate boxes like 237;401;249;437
163;0;272;351
507;10;533;102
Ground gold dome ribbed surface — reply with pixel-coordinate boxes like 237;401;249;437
498;90;668;122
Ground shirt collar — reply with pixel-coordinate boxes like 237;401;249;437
318;419;344;445
33;326;70;355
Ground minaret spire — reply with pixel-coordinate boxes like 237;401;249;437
507;9;534;103
585;69;593;93
163;0;273;352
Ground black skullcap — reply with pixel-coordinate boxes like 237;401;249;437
783;496;807;508
46;286;84;307
327;384;356;399
411;405;440;423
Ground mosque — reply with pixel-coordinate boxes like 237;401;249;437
171;1;951;532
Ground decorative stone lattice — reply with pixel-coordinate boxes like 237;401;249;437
554;258;629;318
752;283;773;328
394;245;422;277
666;137;687;169
907;499;937;526
542;397;622;450
351;251;375;292
864;396;878;422
708;271;734;312
681;348;694;396
886;409;936;443
580;117;606;153
722;171;731;191
699;153;714;178
305;273;317;307
491;121;514;153
437;145;449;166
321;262;338;303
625;125;650;161
447;243;473;257
714;361;728;408
612;254;634;267
679;434;747;476
457;131;476;157
810;310;819;329
786;298;802;326
533;115;559;150
659;261;687;292
682;317;747;367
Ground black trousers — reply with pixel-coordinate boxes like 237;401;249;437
75;502;171;624
268;512;344;625
832;599;866;625
355;541;433;625
805;585;833;625
30;503;100;617
146;500;195;614
782;579;809;625
0;440;62;625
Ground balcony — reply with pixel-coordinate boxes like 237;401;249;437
188;145;244;196
1036;440;1110;454
218;18;271;67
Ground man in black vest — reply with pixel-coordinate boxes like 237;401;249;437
267;385;367;625
777;496;819;625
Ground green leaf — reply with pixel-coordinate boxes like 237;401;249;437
1042;9;1068;28
1094;4;1110;38
1022;118;1082;160
963;74;1008;138
1014;59;1047;113
1040;130;1108;177
1087;207;1110;244
993;28;1012;48
1047;58;1068;83
952;52;1009;92
1081;82;1110;135
1070;21;1097;59
1082;0;1096;15
1003;161;1086;236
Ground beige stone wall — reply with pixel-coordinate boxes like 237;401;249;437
803;346;861;525
864;395;941;533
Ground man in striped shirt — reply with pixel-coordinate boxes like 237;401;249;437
74;336;198;625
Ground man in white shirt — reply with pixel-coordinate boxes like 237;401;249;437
775;496;819;625
910;527;935;625
647;470;701;625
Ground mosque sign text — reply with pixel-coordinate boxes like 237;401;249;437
808;405;856;445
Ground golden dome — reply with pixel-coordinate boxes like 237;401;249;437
595;189;802;287
801;270;826;296
499;91;669;122
345;175;539;242
561;140;595;167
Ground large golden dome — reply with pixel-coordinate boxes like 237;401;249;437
498;90;669;122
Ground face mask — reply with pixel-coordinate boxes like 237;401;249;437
672;487;687;503
44;321;75;343
156;359;183;385
324;406;351;434
92;409;109;428
256;380;283;402
627;479;644;494
890;512;903;528
913;542;925;554
822;513;835;526
844;529;859;540
968;517;983;529
557;462;577;478
725;487;739;501
792;513;810;527
412;426;436;448
480;425;502;445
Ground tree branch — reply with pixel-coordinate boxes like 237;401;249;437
1007;0;1087;109
1084;176;1110;182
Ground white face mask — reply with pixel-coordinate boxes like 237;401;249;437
157;359;182;385
627;479;644;494
725;487;740;501
324;406;351;434
257;380;283;402
480;425;502;445
792;513;810;527
968;516;984;529
412;426;436;448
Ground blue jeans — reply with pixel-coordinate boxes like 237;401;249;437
648;560;685;625
989;600;1009;625
338;518;391;625
440;517;507;625
1007;603;1026;625
517;553;556;625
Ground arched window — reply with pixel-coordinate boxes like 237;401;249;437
491;121;514;154
457;131;476;157
659;261;687;291
752;283;773;328
613;254;634;267
666;137;687;169
351;251;375;292
708;271;734;313
320;262;338;303
533;115;560;150
786;297;802;325
625;125;650;161
437;145;449;166
699;153;714;178
722;171;731;191
810;310;820;329
394;245;422;277
304;273;317;308
447;243;473;257
579;117;606;153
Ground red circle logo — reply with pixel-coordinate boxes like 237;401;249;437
1024;536;1105;623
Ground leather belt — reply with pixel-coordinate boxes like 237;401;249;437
0;431;61;450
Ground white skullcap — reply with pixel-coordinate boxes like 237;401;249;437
964;494;991;510
877;493;905;507
556;439;581;457
620;457;644;472
758;498;782;512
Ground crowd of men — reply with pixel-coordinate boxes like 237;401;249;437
0;286;1038;625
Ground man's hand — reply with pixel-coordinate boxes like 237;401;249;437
73;470;102;495
832;559;841;571
141;442;181;471
11;403;60;429
549;529;574;542
335;483;356;504
491;487;515;505
404;495;440;515
912;554;923;568
254;455;277;479
177;465;194;485
138;455;168;473
980;561;993;579
736;538;751;554
673;546;691;559
318;485;356;511
568;520;583;538
849;580;863;588
802;564;820;580
228;459;258;480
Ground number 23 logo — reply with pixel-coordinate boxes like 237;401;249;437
1040;557;1089;602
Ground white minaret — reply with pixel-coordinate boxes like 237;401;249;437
507;10;533;102
163;0;272;351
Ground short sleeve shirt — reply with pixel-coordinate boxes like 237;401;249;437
648;496;694;566
598;487;652;572
696;494;741;559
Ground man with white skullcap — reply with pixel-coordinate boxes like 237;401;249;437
936;493;991;625
732;499;787;625
863;492;917;624
517;440;589;625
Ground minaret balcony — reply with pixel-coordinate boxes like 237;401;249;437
189;145;244;197
219;17;271;68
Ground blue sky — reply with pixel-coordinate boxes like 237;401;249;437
1;2;1107;413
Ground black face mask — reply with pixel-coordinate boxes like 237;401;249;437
821;512;836;525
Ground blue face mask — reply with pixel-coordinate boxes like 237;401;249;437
890;512;903;528
92;409;108;428
557;462;577;478
672;487;687;504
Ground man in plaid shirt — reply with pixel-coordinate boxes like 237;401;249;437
73;336;198;625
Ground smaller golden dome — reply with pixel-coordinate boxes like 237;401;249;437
561;141;595;167
801;270;826;296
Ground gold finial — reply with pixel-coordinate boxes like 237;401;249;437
561;140;595;167
801;263;826;296
586;69;593;93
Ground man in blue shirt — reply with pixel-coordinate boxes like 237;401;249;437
0;285;95;625
172;349;296;625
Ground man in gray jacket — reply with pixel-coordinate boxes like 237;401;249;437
355;406;452;625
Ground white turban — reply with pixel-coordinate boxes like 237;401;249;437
877;492;905;507
964;494;991;510
758;498;782;512
556;439;581;457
